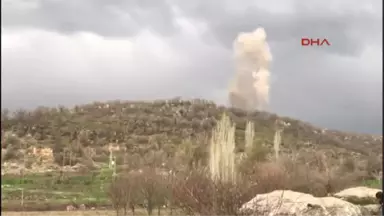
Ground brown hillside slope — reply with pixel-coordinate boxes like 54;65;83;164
1;98;382;172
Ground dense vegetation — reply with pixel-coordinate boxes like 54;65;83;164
2;99;381;160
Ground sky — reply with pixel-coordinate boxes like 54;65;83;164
1;0;382;134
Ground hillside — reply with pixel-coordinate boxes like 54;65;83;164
1;98;382;211
1;98;382;171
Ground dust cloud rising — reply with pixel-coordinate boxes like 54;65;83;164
228;27;272;111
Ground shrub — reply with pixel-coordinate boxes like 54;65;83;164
136;167;169;216
3;145;21;161
108;167;169;216
172;169;257;216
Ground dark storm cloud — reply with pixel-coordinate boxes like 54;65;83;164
2;0;380;57
169;0;381;57
1;0;382;134
2;0;178;36
3;0;379;56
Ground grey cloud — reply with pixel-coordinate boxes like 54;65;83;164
171;0;381;57
269;49;382;134
2;0;178;36
2;0;380;56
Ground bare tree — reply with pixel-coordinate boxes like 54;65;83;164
136;167;168;216
172;168;257;216
108;173;140;216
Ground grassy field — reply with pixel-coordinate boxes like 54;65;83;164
1;168;115;211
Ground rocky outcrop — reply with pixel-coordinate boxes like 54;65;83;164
240;190;363;216
334;186;381;205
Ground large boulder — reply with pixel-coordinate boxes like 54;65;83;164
334;187;381;205
240;190;362;216
360;204;381;216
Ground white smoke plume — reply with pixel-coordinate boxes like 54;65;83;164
229;27;272;111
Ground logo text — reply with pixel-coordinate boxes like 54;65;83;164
301;38;331;46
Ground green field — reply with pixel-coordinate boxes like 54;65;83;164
2;168;115;210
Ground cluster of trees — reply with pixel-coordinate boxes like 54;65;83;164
107;166;259;216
